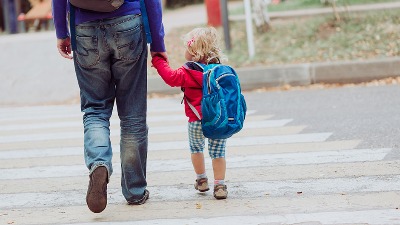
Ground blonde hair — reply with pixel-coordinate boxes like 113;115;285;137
183;27;226;64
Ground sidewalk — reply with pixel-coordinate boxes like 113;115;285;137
0;2;399;105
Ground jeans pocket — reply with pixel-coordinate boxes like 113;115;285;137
114;24;143;62
75;35;100;69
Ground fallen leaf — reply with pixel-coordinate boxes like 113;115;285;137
195;203;202;209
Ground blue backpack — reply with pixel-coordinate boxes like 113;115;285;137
186;62;247;139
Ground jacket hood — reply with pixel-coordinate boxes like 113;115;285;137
183;62;204;88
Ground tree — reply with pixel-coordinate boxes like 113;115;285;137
252;0;271;32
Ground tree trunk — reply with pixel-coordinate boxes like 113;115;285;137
251;0;270;33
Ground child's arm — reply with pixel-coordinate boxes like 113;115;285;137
151;55;187;87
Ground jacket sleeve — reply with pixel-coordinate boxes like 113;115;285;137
151;56;188;87
52;0;69;39
145;0;166;52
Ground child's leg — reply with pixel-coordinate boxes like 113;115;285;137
208;138;228;199
188;121;209;192
191;153;206;175
208;138;227;180
188;121;206;173
212;157;226;181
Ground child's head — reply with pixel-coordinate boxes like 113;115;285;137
183;27;225;64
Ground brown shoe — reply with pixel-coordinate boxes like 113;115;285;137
213;184;228;199
86;166;108;213
194;178;209;192
127;189;150;205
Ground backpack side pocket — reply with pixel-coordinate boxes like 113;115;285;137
201;92;229;139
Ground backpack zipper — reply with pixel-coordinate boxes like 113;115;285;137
216;73;235;82
207;70;212;94
207;68;235;93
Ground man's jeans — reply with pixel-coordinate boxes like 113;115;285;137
73;14;148;202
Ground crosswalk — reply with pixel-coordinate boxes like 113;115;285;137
0;97;399;225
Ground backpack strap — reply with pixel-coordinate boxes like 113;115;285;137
69;0;151;51
186;99;201;120
70;3;77;51
206;57;221;64
140;0;152;43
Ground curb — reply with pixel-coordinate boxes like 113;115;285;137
148;57;400;94
239;57;400;90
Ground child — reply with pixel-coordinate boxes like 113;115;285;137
151;27;228;199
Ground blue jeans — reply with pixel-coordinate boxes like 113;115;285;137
73;14;148;203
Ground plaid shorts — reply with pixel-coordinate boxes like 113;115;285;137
188;121;226;159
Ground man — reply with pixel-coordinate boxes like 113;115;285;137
52;0;167;213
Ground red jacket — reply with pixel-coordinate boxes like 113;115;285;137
152;56;203;122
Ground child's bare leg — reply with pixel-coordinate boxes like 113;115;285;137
192;152;209;192
191;152;205;174
188;121;205;175
188;121;209;191
212;157;226;180
209;138;228;199
212;157;228;199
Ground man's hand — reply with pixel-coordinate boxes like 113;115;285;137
57;37;73;59
151;51;168;62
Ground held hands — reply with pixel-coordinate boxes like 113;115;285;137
57;37;73;59
151;51;168;62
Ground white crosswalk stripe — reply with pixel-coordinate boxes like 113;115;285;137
0;120;292;142
0;97;398;225
2;174;400;209
59;210;400;225
0;148;390;180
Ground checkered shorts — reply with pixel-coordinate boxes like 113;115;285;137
188;121;226;159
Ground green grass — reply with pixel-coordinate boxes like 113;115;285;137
158;8;400;72
224;8;400;67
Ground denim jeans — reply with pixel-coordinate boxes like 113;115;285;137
73;14;148;203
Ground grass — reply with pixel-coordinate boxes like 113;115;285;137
155;8;400;73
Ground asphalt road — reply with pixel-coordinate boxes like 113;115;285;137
1;83;400;224
244;84;400;154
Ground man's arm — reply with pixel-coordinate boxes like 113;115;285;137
52;0;72;59
52;0;69;39
145;0;166;53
